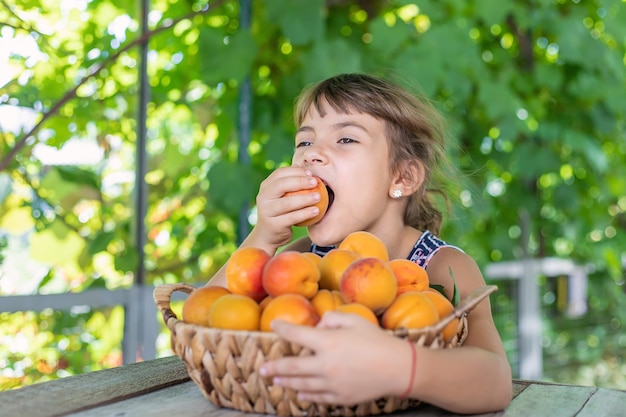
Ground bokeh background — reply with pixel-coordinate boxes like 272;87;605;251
1;0;625;391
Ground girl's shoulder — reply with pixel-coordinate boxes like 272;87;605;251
424;235;486;298
407;230;464;268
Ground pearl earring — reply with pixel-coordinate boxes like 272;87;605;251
392;189;402;199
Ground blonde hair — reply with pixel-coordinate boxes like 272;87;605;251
294;73;457;235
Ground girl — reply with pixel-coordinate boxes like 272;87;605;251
208;73;512;414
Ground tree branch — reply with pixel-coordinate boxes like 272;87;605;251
506;14;534;71
0;2;225;172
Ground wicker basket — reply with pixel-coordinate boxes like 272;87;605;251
154;283;497;417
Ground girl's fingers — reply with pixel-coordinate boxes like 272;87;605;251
316;311;360;329
261;351;321;378
270;320;325;350
272;375;330;393
265;169;317;196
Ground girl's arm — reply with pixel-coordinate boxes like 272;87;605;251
404;247;513;412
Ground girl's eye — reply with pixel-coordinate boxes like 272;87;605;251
296;141;312;148
338;137;356;144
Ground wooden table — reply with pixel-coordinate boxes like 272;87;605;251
2;356;625;417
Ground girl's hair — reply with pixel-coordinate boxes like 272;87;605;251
294;73;458;235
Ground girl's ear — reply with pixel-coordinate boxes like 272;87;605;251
389;160;425;199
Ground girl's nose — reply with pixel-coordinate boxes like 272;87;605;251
302;146;326;166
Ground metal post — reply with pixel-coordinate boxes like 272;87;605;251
237;0;252;245
129;0;150;363
518;259;543;379
517;209;542;379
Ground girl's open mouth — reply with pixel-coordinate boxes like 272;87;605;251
325;184;335;210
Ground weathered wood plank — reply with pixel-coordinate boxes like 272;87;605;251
65;381;226;417
400;382;530;417
511;380;529;398
63;378;513;417
0;355;189;417
501;383;596;417
574;386;626;417
397;404;500;417
64;380;501;417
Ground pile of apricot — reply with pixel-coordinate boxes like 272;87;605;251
182;231;459;342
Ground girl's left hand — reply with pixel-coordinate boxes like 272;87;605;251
259;311;412;405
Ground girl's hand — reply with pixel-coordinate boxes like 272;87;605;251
260;312;412;405
248;166;322;252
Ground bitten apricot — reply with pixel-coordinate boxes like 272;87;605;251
260;293;320;332
318;249;360;291
335;303;379;326
182;285;231;326
225;247;271;302
381;291;439;330
262;251;320;299
423;288;459;342
338;231;389;261
340;257;397;315
208;293;261;331
311;289;345;317
388;259;430;295
284;176;329;227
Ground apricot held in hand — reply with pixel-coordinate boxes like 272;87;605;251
284;176;329;227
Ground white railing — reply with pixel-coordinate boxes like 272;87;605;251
484;257;590;380
0;285;163;364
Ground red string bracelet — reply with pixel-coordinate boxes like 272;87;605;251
399;340;417;399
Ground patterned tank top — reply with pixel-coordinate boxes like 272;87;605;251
310;230;463;268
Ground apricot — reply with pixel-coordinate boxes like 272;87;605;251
284;176;329;227
302;251;323;267
318;249;360;291
262;251;320;299
381;291;439;330
208;293;261;331
311;289;345;317
225;247;271;302
340;257;397;315
335;303;379;326
259;295;274;311
182;285;231;326
260;293;320;332
423;288;459;342
338;231;389;261
388;259;430;295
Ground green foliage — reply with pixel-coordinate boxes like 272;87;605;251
0;0;624;389
0;307;124;390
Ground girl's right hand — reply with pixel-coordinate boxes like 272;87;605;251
246;166;322;253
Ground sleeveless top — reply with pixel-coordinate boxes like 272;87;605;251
310;230;463;268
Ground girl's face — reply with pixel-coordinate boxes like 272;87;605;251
292;100;402;246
